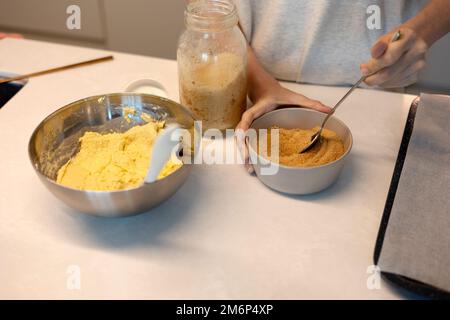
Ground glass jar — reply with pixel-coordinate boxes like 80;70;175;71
177;0;247;131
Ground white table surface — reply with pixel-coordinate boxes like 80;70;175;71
0;38;418;299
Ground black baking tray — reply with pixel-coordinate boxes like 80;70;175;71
0;79;25;108
373;97;450;300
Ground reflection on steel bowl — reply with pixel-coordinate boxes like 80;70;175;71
28;93;199;217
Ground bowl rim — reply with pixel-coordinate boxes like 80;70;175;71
30;92;195;131
28;92;195;194
248;107;353;171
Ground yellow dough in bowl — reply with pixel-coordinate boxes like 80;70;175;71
56;121;182;191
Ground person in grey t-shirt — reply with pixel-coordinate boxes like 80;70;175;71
234;0;450;136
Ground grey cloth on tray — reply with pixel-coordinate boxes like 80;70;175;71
378;93;450;292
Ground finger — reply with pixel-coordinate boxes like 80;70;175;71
296;97;332;113
244;136;254;174
370;30;402;58
380;59;425;88
382;73;419;89
0;32;23;39
8;33;23;39
278;89;331;113
234;131;254;173
363;38;413;75
236;99;276;132
364;49;425;87
371;34;390;59
361;29;416;76
235;100;276;173
245;162;255;173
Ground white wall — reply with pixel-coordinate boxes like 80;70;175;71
0;0;185;59
0;0;106;45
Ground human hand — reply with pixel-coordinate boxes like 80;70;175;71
360;27;428;88
236;83;331;132
235;82;331;173
0;32;23;40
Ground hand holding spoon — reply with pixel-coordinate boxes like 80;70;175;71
299;30;402;154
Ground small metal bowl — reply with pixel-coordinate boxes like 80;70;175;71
248;108;353;195
28;93;198;217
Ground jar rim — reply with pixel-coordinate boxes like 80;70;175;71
185;0;238;32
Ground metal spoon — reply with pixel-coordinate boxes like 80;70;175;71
299;30;402;154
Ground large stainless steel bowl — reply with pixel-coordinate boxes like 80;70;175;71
248;108;353;195
28;93;198;217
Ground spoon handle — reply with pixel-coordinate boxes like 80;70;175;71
318;75;366;131
317;30;402;133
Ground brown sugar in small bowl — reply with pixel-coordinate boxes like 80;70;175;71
248;108;353;195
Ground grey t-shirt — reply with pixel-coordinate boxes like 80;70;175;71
234;0;426;86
